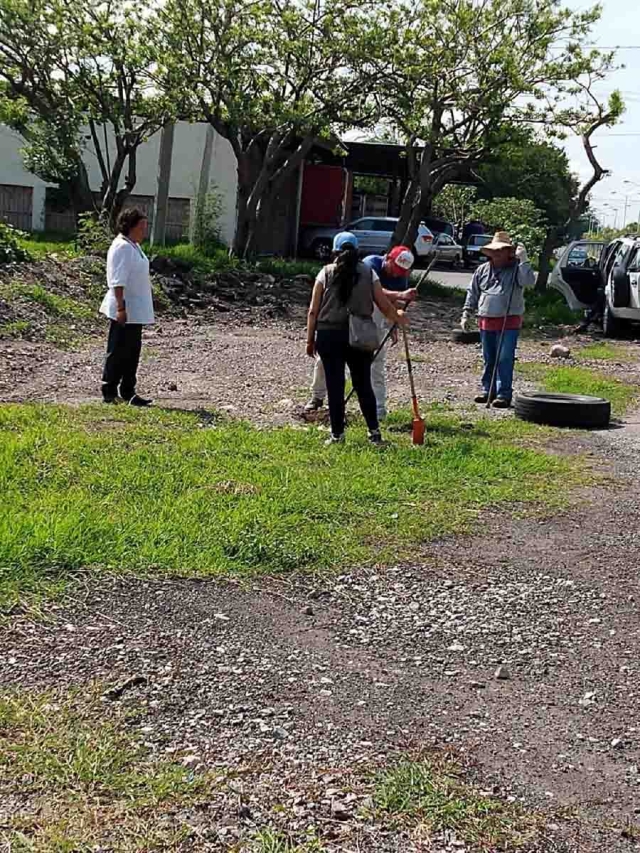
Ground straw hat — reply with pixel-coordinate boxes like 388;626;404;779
481;231;515;255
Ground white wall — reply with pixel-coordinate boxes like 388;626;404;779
0;121;238;245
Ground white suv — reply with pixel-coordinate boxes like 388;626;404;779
550;235;640;336
301;217;435;262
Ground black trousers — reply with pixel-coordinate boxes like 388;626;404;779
101;321;143;401
316;328;379;437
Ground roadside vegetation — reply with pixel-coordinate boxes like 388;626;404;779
0;403;575;610
517;362;639;415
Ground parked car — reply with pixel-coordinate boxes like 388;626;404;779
463;233;492;268
549;235;640;336
422;215;455;239
300;217;434;262
432;233;464;268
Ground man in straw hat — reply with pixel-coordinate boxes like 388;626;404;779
460;231;535;408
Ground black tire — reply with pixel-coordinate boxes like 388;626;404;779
514;392;611;429
312;238;332;262
452;329;481;344
602;303;622;338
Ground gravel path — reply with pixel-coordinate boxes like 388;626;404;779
2;296;640;850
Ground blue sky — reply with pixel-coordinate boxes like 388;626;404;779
562;0;640;227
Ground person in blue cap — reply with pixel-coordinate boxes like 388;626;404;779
305;245;417;418
305;232;408;445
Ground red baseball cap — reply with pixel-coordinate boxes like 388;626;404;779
386;245;415;276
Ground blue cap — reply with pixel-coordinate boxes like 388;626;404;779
333;231;359;252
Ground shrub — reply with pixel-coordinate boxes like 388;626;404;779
76;212;113;256
0;222;31;264
190;187;225;253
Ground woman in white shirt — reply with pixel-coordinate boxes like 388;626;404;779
100;207;154;406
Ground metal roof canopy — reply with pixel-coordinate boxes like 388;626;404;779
306;140;420;180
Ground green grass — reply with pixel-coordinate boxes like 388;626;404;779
517;363;639;415
19;232;80;260
0;320;32;339
577;342;630;362
0;403;575;609
0;690;214;851
373;758;539;849
253;829;325;852
524;290;582;328
146;241;322;279
3;282;92;320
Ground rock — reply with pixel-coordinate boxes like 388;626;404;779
611;738;624;749
303;605;314;616
103;674;147;700
550;344;571;359
331;800;352;821
495;665;511;681
182;754;200;767
168;381;178;392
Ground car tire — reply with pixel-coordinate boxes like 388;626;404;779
451;254;462;269
312;239;332;262
514;392;611;429
602;303;622;338
452;329;481;344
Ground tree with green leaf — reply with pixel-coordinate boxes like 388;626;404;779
0;0;172;225
158;0;375;257
352;0;621;255
470;197;548;261
432;185;478;230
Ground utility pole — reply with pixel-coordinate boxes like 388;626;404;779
151;122;175;247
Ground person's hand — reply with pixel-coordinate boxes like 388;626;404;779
401;287;418;304
306;341;316;358
116;307;127;326
515;244;528;264
396;310;409;328
460;311;471;332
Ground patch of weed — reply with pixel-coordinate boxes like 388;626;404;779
0;403;577;608
374;758;539;849
253;828;325;852
0;320;32;339
524;290;582;328
577;342;629;362
0;689;215;851
19;234;80;260
517;363;638;415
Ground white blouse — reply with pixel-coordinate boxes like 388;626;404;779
100;235;155;325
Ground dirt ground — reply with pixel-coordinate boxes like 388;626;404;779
2;289;640;851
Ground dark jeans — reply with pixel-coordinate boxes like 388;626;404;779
102;321;143;401
316;328;379;437
480;328;520;402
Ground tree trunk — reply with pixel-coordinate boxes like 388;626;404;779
67;159;95;219
536;227;563;292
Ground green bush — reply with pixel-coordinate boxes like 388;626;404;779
0;223;31;264
76;212;113;256
191;187;225;253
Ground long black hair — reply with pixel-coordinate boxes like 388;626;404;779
333;244;360;304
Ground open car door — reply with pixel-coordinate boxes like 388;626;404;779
549;241;606;310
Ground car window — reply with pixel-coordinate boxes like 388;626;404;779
627;247;640;273
438;235;452;245
372;220;394;232
566;243;604;268
470;235;491;247
350;219;374;231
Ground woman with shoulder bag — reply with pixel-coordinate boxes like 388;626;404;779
306;232;408;445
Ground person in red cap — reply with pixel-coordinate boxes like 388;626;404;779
305;245;416;419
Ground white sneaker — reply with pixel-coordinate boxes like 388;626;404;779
324;434;345;446
305;397;324;412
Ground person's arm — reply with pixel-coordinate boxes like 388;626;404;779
515;246;536;289
306;274;325;356
384;286;417;305
461;268;481;328
373;278;408;326
108;243;131;325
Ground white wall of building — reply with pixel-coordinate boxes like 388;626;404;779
0;121;238;245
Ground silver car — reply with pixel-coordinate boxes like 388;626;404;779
301;216;435;262
432;233;464;268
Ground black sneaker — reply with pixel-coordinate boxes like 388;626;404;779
474;393;491;404
368;430;388;447
492;397;511;409
127;394;153;407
